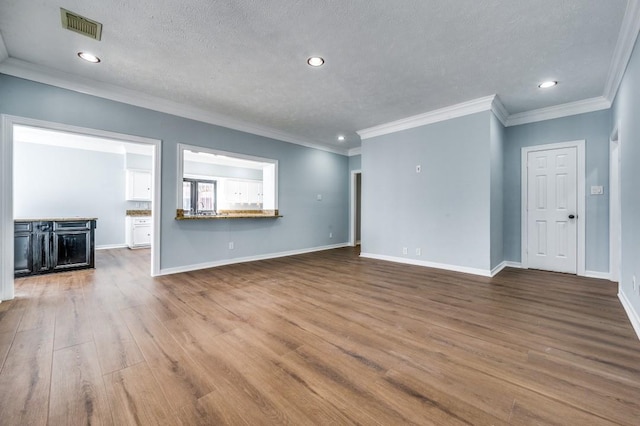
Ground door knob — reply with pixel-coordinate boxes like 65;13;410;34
568;214;576;219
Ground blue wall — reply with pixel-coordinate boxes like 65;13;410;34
504;109;611;272
362;111;492;272
349;154;361;172
612;35;640;327
490;113;504;270
1;74;349;271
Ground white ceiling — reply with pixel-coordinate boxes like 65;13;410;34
0;1;636;153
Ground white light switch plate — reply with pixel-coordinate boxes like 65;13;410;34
590;186;604;195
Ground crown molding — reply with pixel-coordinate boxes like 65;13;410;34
603;0;640;102
490;95;509;126
357;95;497;140
0;58;348;156
0;33;8;63
505;96;611;127
347;147;361;156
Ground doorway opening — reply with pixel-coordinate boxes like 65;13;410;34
350;170;361;247
1;115;161;301
521;140;585;276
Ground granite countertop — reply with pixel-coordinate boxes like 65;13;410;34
15;217;98;222
175;209;281;220
126;210;152;216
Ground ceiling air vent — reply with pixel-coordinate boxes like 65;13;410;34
60;8;103;41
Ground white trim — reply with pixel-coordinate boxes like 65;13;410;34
521;140;586;276
619;289;640;341
604;0;640;102
585;271;612;280
0;116;14;301
360;252;493;277
0;33;8;63
357;95;497;140
158;243;349;276
490;261;523;276
349;170;362;247
506;97;611;127
96;244;129;250
490;261;508;277
0;58;347;156
610;122;622;283
0;116;162;299
348;147;362;156
491;96;509;127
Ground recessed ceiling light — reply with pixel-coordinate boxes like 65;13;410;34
78;52;101;63
337;135;345;142
538;81;557;89
307;56;324;67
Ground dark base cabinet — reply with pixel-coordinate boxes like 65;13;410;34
14;219;96;277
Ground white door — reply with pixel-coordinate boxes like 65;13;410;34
527;147;578;273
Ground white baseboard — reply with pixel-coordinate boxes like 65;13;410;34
158;243;349;276
585;270;612;280
359;253;492;277
503;261;523;269
96;244;128;250
619;289;640;341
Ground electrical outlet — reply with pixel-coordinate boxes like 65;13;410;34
415;248;421;256
317;194;322;201
329;232;333;238
416;165;421;173
228;242;234;250
402;247;408;255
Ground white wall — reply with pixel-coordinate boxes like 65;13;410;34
14;142;127;247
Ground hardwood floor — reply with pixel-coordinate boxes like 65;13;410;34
0;247;639;425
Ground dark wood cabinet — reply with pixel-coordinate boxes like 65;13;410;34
14;219;96;277
14;222;33;276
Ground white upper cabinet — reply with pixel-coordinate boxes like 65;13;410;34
126;170;152;201
223;179;262;205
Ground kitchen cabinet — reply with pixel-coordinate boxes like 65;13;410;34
248;181;263;204
14;222;33;276
14;219;96;277
126;216;151;248
224;179;262;205
126;170;152;201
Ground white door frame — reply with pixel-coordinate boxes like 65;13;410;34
349;169;361;246
521;140;586;276
0;115;162;301
610;123;621;283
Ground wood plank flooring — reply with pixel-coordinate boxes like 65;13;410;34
0;247;639;425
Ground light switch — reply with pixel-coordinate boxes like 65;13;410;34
317;194;322;201
416;165;421;173
590;186;604;195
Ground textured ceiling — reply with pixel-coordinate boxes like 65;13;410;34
0;0;630;151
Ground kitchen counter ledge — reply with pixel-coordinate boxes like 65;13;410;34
175;209;281;220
